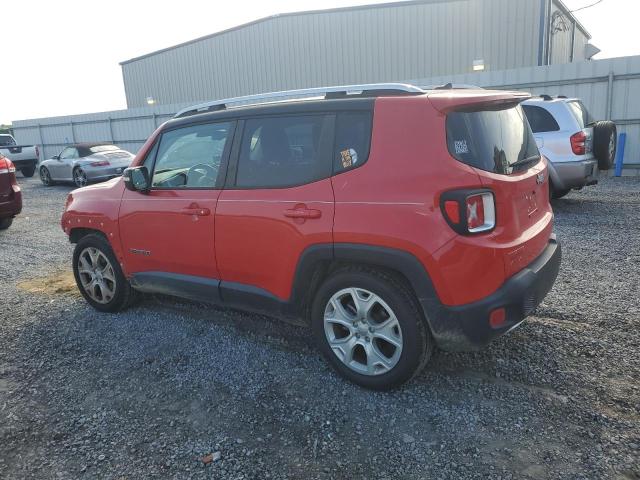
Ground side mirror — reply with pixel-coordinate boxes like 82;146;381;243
52;155;60;160
123;166;150;193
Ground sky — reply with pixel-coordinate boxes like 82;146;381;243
1;0;638;124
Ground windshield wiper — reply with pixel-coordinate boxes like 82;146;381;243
510;155;541;170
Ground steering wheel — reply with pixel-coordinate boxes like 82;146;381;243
186;163;217;187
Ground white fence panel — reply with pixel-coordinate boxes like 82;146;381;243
11;56;640;166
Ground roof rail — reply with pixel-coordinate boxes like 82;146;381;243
173;83;424;118
540;94;553;101
422;83;482;90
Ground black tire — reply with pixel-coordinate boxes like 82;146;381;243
72;233;136;312
553;189;571;199
0;217;13;230
40;166;54;186
21;165;36;177
549;179;570;200
593;121;617;170
73;167;88;188
311;266;433;390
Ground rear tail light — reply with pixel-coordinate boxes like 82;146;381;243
90;160;110;167
570;131;586;155
35;145;40;159
0;156;16;174
440;189;496;235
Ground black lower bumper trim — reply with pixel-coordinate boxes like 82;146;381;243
422;236;561;351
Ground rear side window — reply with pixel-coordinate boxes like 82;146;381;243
567;100;594;128
522;105;560;133
334;111;373;172
446;104;540;174
236;115;332;188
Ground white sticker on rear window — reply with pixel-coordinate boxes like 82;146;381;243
454;140;469;155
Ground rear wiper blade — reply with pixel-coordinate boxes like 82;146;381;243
510;155;541;169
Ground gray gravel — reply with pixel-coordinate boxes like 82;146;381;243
1;175;639;479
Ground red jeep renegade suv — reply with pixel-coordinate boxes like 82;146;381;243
62;84;560;390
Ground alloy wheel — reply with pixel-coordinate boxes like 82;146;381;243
40;168;50;185
323;287;403;376
77;247;117;304
74;169;87;187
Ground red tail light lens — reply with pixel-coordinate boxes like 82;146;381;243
90;160;110;167
0;156;15;174
443;200;461;224
570;131;586;155
440;189;496;235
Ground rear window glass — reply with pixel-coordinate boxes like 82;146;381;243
0;135;15;146
522;105;560;133
446;104;540;174
567;100;594;128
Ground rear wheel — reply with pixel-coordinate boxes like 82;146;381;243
40;166;54;186
549;180;571;200
73;234;136;312
21;166;35;177
73;167;88;188
311;267;433;390
593;121;617;170
0;217;13;230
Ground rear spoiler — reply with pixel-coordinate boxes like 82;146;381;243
427;90;531;114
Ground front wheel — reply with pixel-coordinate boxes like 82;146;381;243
40;166;54;186
73;168;88;188
73;234;136;312
311;267;433;390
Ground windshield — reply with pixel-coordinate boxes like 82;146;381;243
446;104;540;174
89;145;120;153
0;135;16;147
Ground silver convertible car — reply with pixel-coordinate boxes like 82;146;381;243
39;143;134;187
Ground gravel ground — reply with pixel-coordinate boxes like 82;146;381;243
1;175;639;479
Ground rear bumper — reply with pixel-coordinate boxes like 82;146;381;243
423;235;561;351
0;187;22;218
11;159;37;170
85;166;126;182
548;159;598;190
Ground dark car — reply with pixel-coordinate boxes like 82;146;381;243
0;154;22;230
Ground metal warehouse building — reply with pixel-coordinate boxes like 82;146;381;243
121;0;595;108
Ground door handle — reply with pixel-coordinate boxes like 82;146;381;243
284;207;321;219
181;206;210;216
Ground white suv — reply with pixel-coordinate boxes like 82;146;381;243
522;96;617;199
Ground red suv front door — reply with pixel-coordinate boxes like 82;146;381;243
118;121;235;279
215;115;335;300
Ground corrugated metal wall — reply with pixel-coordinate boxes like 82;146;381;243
121;0;543;108
11;103;190;160
12;56;640;166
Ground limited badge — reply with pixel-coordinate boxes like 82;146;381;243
340;148;358;168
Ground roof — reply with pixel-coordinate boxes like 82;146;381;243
69;142;113;149
120;0;468;66
120;0;592;67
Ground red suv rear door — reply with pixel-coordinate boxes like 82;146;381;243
215;114;335;301
118;121;235;279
